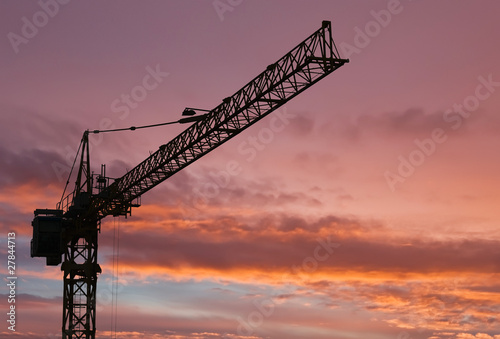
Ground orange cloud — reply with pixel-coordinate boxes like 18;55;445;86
90;209;500;338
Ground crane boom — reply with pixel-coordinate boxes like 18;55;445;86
59;20;348;220
31;21;348;339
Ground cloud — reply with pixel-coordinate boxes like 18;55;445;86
286;113;315;137
0;104;143;190
456;333;500;339
138;165;326;214
97;208;500;281
0;105;82;151
0;145;67;187
324;108;447;144
362;108;447;135
0;293;61;336
87;205;500;335
95;331;260;339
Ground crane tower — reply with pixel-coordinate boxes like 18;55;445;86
30;21;349;339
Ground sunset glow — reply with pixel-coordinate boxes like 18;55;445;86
1;1;500;339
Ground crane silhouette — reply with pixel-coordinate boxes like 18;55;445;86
30;21;348;339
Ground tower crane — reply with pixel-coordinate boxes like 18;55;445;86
30;21;348;339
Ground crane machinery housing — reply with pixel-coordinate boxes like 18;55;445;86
30;20;348;339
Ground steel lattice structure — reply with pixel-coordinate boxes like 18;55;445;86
31;21;348;339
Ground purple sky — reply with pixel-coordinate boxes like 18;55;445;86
1;1;500;339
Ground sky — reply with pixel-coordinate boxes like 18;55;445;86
1;0;500;338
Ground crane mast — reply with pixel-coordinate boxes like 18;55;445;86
30;21;348;339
